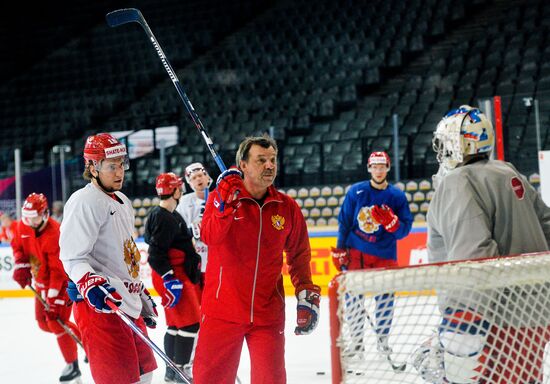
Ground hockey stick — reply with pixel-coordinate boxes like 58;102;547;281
29;286;87;355
364;311;406;373
105;300;192;384
106;8;227;173
341;266;406;372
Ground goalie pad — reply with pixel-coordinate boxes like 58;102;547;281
413;308;490;384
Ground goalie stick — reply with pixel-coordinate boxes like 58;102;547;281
105;300;193;384
105;8;227;173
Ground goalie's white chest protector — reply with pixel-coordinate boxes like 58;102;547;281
60;183;142;318
177;192;208;271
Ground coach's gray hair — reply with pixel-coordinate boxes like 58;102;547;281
235;134;278;168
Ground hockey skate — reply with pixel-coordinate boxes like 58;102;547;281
376;334;393;356
164;367;175;382
59;360;82;384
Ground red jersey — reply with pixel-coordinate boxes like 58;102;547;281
0;220;17;243
201;185;314;325
11;218;66;292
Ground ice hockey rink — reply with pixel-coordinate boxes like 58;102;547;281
0;296;332;384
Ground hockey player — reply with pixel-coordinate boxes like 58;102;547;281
175;162;212;282
0;211;16;243
11;192;82;383
193;135;321;384
417;105;550;383
144;172;202;382
59;133;158;384
331;151;413;357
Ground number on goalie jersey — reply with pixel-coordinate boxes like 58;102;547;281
425;105;550;383
12;192;82;383
59;133;156;384
335;151;413;356
145;172;202;381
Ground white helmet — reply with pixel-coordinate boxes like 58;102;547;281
432;105;494;171
184;162;212;191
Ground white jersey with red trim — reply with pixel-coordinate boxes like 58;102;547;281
60;183;143;318
176;191;208;272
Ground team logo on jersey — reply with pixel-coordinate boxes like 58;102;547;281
357;206;380;234
29;254;40;277
510;176;525;200
272;214;285;230
124;238;141;278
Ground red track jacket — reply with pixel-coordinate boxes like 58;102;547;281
11;218;66;292
201;185;316;325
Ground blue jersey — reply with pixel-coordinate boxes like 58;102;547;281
337;181;413;260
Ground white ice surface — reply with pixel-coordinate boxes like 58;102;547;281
0;297;331;384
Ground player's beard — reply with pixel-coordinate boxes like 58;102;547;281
94;174;119;193
372;176;387;186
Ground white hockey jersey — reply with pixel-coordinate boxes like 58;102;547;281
176;192;208;272
60;183;143;318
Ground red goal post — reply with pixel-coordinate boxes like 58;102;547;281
329;252;550;384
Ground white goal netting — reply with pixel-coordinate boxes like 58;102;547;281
329;253;550;384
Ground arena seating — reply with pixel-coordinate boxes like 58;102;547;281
0;0;548;232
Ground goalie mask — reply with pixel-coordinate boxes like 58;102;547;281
184;162;212;192
22;193;49;227
433;106;494;172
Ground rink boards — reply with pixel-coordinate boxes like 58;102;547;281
0;225;427;297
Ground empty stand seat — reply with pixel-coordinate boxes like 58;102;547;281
298;188;309;198
321;207;333;217
309;208;321;218
328;217;338;226
420;202;430;213
413;191;425;202
309;187;321;197
133;198;142;208
327;196;339;207
316;218;328;226
419;179;432;191
406;180;418;191
315;197;327;207
414;213;426;223
332;185;345;196
409;203;419;213
286;188;298;198
395;182;405;191
321;186;332;197
304;198;315;208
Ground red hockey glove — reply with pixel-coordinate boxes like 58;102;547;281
295;285;321;335
77;272;123;313
162;272;183;308
140;284;158;329
13;262;32;288
214;167;243;214
371;204;400;233
330;247;349;271
46;288;68;321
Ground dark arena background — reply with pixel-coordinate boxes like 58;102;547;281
0;1;549;382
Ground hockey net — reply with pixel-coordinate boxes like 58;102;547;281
329;252;550;384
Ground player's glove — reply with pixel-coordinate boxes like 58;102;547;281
371;204;400;233
13;262;32;288
67;280;83;302
295;285;321;335
45;288;68;321
140;284;158;329
162;272;183;308
214;167;243;214
330;247;349;271
76;272;122;313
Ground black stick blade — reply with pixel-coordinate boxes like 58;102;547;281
106;8;142;27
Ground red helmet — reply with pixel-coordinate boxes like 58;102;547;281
155;173;184;196
22;193;49;219
367;151;391;171
83;133;127;164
